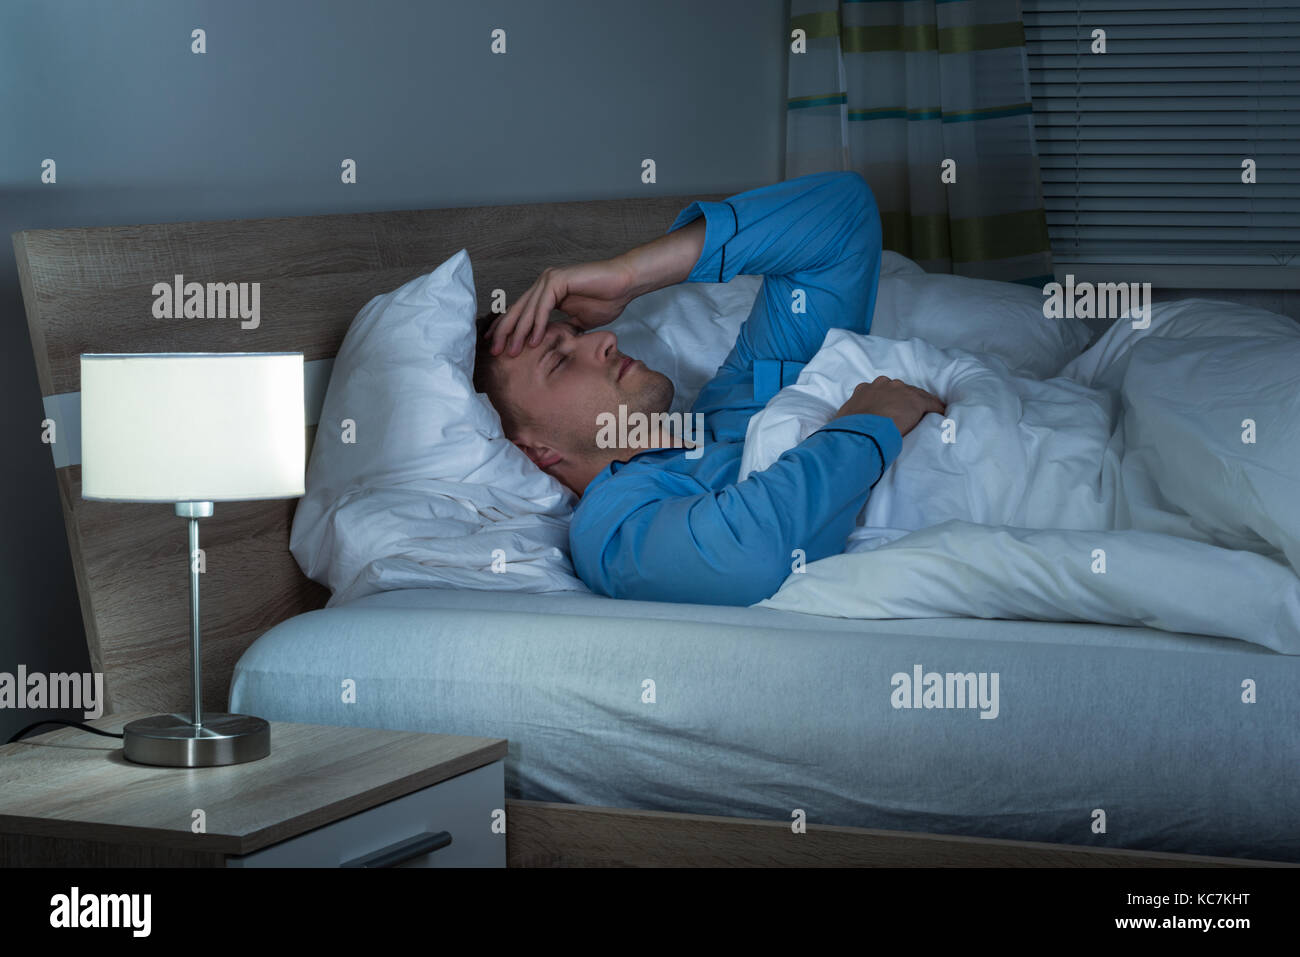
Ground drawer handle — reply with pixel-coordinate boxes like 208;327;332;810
341;831;453;868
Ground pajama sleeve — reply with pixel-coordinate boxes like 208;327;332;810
572;412;902;606
664;169;884;373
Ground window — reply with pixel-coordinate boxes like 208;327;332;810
1023;0;1300;286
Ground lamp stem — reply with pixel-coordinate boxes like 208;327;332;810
175;501;213;727
188;515;202;729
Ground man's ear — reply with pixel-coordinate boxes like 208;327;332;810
513;438;563;471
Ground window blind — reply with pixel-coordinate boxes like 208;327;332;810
1022;0;1300;267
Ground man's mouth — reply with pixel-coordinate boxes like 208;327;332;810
617;356;635;381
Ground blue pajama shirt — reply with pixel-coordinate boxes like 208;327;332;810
568;170;904;606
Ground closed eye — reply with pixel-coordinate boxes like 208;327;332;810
539;324;575;378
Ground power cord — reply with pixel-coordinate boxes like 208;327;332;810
5;719;124;745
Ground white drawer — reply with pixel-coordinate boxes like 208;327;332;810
227;760;505;867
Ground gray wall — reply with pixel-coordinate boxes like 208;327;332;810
0;0;791;741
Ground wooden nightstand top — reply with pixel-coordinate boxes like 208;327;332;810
0;712;507;856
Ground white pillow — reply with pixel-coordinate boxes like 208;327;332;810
1119;334;1300;573
290;249;584;606
870;263;1093;379
1059;295;1300;390
880;249;926;276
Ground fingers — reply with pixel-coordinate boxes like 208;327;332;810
902;382;944;413
914;386;946;415
487;298;530;357
489;270;565;356
520;281;561;353
869;376;939;404
491;287;544;357
871;376;946;416
485;312;509;355
486;303;520;356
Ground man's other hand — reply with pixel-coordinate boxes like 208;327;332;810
832;376;946;438
488;259;638;356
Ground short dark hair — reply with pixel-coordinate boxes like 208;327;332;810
472;312;531;438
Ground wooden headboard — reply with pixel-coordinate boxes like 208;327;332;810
14;192;726;715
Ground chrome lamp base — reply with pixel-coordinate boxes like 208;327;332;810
122;713;270;768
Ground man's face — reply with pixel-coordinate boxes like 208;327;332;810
491;319;674;477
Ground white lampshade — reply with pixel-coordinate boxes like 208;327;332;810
80;353;305;503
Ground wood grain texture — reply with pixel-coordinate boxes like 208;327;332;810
14;193;725;713
15;197;726;395
503;800;1293;868
0;712;506;857
0;834;226;867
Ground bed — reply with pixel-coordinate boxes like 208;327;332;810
15;192;1300;867
231;586;1300;864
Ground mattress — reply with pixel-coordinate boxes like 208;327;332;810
229;587;1300;862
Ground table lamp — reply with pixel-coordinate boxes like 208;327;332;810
80;353;305;767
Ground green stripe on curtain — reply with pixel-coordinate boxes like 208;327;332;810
940;20;1024;53
789;92;849;110
941;102;1033;122
882;208;1052;264
843;24;936;52
842;21;1025;53
790;11;841;40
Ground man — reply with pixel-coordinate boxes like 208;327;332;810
474;171;945;606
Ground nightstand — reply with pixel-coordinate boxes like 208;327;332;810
0;712;507;867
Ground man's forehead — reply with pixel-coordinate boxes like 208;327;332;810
499;318;573;366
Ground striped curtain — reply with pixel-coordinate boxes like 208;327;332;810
786;0;1054;285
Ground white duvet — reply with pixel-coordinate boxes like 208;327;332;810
740;299;1300;653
